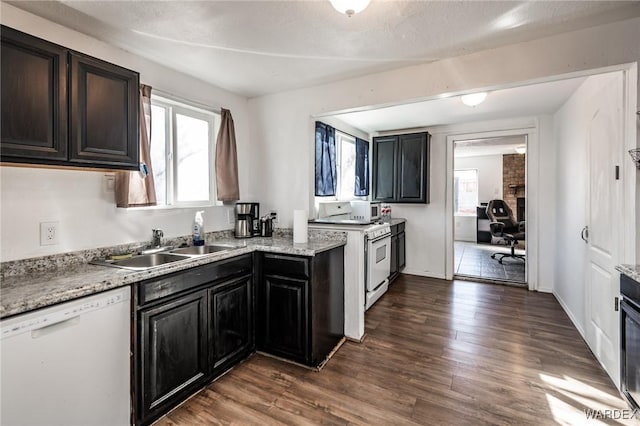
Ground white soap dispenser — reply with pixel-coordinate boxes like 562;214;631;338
193;210;205;246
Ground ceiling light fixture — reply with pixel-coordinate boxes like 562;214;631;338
329;0;371;17
460;92;488;107
515;145;526;154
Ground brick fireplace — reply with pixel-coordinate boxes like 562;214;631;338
503;153;526;216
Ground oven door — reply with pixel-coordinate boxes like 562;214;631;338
621;297;640;410
366;234;391;291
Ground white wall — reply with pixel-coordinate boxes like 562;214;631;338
455;154;503;204
453;154;503;242
1;4;251;261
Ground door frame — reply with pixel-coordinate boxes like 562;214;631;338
445;127;538;290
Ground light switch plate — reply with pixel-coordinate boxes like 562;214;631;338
103;173;115;193
40;222;59;246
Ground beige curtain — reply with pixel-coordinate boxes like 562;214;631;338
115;84;157;207
215;108;240;201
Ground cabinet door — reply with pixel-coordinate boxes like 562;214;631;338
69;52;139;169
372;136;397;202
398;231;406;270
261;275;309;363
138;290;208;422
210;274;253;372
397;133;429;203
1;26;68;162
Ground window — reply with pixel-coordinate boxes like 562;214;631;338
150;96;220;207
336;131;357;200
454;169;478;215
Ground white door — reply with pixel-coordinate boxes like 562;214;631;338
585;72;624;387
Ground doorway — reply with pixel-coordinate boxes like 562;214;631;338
452;136;527;285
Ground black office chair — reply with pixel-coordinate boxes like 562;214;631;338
486;199;525;264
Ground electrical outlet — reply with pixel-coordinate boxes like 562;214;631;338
40;221;59;246
227;209;235;224
270;210;278;223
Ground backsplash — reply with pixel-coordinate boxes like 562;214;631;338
0;228;346;278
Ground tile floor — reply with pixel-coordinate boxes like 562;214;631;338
454;241;526;284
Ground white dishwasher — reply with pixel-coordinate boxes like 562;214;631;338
1;286;131;426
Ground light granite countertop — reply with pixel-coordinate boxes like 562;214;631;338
616;264;640;283
0;236;345;319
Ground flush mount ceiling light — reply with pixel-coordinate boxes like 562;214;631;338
515;145;526;154
460;92;488;107
329;0;371;17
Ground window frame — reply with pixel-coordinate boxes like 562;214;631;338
332;130;367;202
150;95;220;208
453;168;479;216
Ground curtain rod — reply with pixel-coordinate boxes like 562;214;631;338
152;88;222;114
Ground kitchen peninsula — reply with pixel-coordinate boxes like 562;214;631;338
0;230;346;426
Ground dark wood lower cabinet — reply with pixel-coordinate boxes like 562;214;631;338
134;255;254;426
138;290;208;421
134;248;345;424
257;246;344;368
398;230;406;270
210;274;253;372
261;275;309;362
389;221;406;283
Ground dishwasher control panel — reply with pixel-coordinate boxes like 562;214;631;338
1;288;129;340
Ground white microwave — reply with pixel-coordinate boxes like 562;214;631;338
350;201;381;222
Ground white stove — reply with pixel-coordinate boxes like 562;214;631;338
309;202;392;341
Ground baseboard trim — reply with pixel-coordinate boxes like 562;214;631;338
553;291;586;339
402;269;446;280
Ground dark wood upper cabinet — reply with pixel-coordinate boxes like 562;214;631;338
0;25;139;170
1;26;68;162
69;52;138;168
372;132;430;203
372;136;397;202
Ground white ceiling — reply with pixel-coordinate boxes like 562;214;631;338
8;0;640;98
330;76;586;133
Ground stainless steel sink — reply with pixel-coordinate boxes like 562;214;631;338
170;245;234;256
91;253;192;270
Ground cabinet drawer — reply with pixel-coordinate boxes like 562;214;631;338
138;254;252;305
263;253;309;279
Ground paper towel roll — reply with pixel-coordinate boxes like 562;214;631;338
293;210;308;244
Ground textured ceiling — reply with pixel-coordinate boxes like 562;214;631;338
7;0;640;98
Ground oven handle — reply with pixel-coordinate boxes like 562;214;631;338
622;296;640;315
368;234;391;244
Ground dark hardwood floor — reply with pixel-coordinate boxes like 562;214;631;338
156;274;633;425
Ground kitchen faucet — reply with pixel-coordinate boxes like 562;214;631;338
152;229;163;247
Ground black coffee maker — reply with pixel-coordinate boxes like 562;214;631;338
260;215;273;237
234;202;259;238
